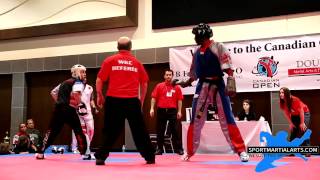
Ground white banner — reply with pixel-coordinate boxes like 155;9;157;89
170;34;320;94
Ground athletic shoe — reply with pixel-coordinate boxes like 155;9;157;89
181;153;191;161
51;146;58;154
58;147;64;154
36;153;44;160
73;150;80;154
82;154;91;160
239;152;249;162
90;153;96;160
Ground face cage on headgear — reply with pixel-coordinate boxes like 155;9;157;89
192;23;213;39
71;64;86;79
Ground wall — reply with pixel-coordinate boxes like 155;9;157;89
0;1;319;60
0;0;126;30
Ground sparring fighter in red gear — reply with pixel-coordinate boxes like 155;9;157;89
51;77;98;160
36;64;87;159
179;23;249;162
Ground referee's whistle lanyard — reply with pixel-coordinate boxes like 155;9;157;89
165;84;174;97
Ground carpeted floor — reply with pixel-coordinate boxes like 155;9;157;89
0;153;319;180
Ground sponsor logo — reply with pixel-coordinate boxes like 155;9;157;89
252;56;278;78
288;59;320;77
251;56;280;89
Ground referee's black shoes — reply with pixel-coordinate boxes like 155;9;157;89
146;158;155;164
175;149;184;155
155;149;163;155
96;159;105;165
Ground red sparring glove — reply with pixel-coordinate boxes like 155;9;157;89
224;68;236;97
226;76;237;97
225;68;234;77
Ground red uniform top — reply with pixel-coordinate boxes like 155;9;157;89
151;82;184;108
280;95;309;116
97;50;149;98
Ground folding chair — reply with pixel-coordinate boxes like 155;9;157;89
149;120;174;153
163;120;174;153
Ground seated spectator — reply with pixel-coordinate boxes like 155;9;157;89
26;118;42;151
0;143;11;155
12;123;36;154
235;99;257;121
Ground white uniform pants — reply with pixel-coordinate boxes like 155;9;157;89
71;113;94;155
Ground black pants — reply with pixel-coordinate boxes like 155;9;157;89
290;112;311;146
156;108;183;152
39;104;87;155
95;97;155;161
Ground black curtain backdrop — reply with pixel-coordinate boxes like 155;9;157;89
152;0;320;29
0;75;12;141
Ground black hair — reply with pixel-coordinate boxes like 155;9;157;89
237;99;257;120
164;69;174;75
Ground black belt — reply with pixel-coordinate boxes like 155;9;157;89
200;76;221;84
158;108;176;112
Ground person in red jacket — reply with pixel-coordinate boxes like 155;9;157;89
95;36;155;165
150;69;184;155
279;87;311;149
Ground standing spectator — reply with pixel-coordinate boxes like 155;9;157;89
150;69;184;155
95;36;155;165
235;99;257;121
26;119;42;151
279;87;311;151
35;64;87;159
178;23;249;162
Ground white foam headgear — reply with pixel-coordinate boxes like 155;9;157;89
71;64;86;78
